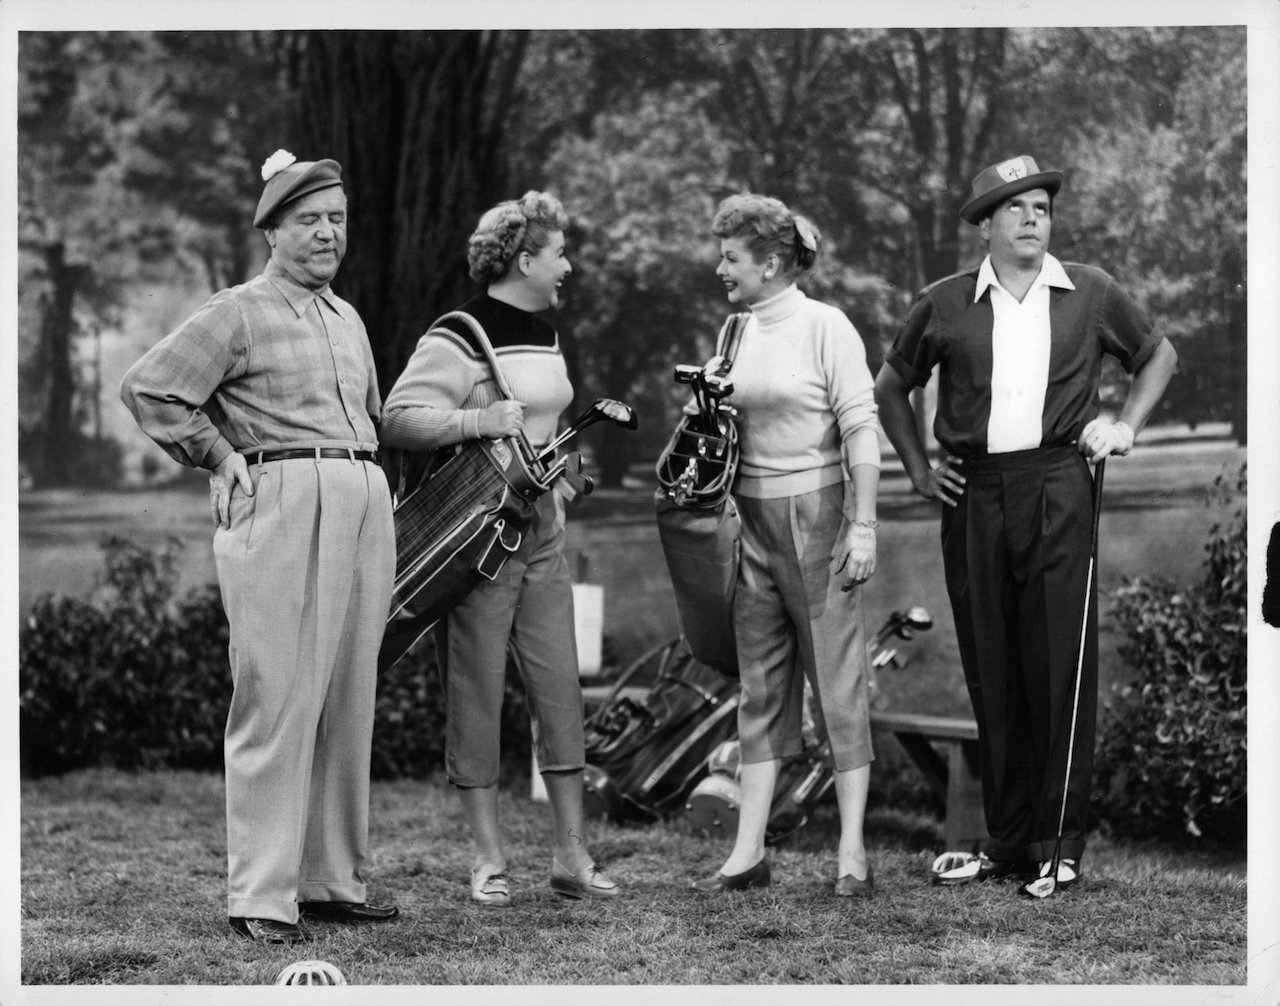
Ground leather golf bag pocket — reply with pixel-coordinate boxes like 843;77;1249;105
654;490;741;677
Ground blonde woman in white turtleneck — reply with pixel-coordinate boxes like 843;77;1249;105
690;194;882;899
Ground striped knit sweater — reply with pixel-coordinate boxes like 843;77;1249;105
380;294;573;451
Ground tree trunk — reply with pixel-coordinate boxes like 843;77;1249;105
294;30;528;395
35;240;84;487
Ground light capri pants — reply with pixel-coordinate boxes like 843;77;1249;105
437;492;585;789
213;453;395;924
732;481;875;772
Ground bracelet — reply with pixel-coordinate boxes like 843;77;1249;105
852;519;878;530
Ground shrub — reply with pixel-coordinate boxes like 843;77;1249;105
20;536;229;775
1093;465;1247;842
20;536;533;782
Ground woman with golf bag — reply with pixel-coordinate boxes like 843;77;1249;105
689;194;883;898
380;192;620;906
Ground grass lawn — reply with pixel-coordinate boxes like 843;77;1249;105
20;768;1246;987
15;434;1250;991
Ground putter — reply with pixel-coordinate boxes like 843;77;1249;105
537;398;637;463
1022;457;1107;900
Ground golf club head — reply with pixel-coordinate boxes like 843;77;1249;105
563;468;593;497
703;354;732;378
1020;875;1057;899
905;606;933;632
595;398;638;430
703;375;734;398
674;364;701;384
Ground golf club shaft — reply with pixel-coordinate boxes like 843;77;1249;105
1045;457;1107;889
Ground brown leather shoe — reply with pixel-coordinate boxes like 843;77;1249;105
229;916;306;944
299;901;400;923
690;858;772;893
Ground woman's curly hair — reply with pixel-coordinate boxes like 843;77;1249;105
711;193;821;275
467;191;570;285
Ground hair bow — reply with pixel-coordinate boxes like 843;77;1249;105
794;216;817;252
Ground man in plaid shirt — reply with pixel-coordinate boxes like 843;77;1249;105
121;151;399;944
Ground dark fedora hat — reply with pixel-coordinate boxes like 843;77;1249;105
253;150;344;229
960;155;1063;224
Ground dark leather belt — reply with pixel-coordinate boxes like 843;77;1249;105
245;448;381;466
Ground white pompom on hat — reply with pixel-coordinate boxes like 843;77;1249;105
253;149;344;229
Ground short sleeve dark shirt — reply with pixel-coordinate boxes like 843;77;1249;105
884;262;1161;456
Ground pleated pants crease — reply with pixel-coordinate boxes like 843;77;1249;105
214;457;395;923
941;446;1096;863
732;484;874;773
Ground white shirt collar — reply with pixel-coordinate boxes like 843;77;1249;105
974;252;1075;303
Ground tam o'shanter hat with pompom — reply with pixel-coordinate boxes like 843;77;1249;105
253;150;344;229
960;155;1063;225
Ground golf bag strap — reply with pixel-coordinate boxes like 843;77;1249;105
395;310;539;500
716;312;750;371
434;311;519;402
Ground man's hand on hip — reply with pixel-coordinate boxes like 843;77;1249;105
913;456;966;508
211;453;254;528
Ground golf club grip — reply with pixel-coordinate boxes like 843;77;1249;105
1089;458;1106;551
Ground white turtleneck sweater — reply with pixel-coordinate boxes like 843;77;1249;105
727;285;881;499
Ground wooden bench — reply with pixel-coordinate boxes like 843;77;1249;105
870;709;985;851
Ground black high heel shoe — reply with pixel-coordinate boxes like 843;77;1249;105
690;858;772;893
834;863;874;898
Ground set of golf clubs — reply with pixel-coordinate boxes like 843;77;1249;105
674;357;739;438
665;359;740;506
532;397;637;502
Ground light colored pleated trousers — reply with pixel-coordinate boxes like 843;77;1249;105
732;483;874;773
213;456;395;923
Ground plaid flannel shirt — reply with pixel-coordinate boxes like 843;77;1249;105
121;260;382;469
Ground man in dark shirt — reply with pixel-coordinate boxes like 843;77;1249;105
121;151;399;942
875;155;1177;890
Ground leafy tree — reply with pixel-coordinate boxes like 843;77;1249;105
18;31;296;486
19;32;154;486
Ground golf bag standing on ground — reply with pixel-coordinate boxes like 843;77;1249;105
684;607;934;844
582;637;740;822
582;607;933;837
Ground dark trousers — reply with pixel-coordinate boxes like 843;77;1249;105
941;445;1097;864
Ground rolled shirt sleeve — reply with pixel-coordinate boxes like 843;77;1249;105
120;292;247;469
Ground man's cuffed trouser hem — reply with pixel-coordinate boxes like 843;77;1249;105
228;896;300;925
297;881;368;903
1025;839;1086;864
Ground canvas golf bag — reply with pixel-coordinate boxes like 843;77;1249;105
582;636;740;822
